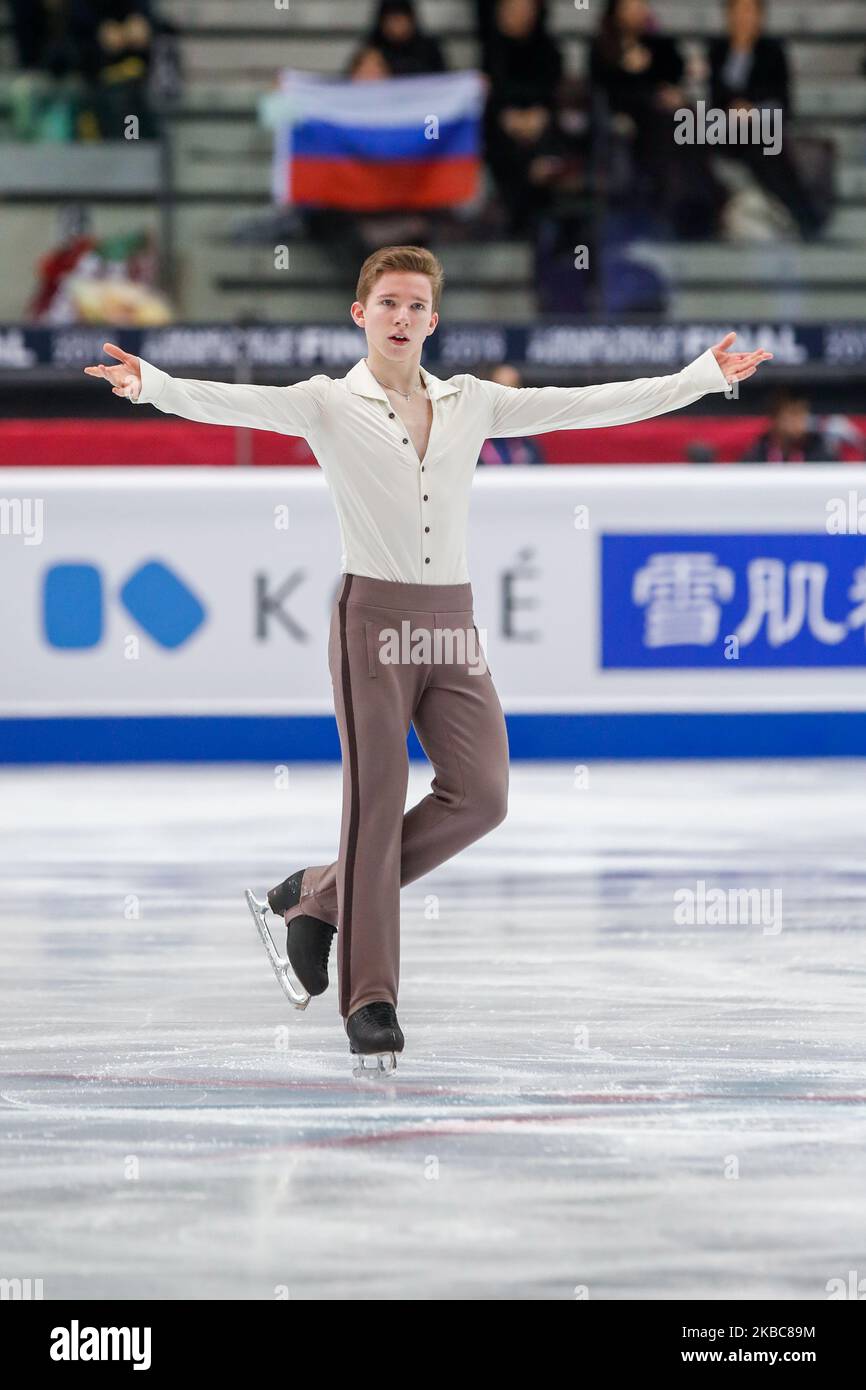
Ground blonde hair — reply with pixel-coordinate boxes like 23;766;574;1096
356;245;444;314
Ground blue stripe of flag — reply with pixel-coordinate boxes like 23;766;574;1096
292;116;479;161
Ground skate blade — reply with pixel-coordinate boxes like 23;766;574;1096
244;889;310;1011
351;1051;398;1079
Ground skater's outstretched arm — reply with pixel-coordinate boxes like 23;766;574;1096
84;342;328;438
480;333;773;438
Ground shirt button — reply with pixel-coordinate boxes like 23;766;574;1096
424;526;430;533
423;494;428;501
388;412;395;419
421;465;425;471
402;437;409;444
425;557;430;564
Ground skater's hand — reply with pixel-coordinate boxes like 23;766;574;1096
711;332;774;384
83;342;143;400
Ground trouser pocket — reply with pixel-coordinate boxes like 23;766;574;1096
364;620;379;678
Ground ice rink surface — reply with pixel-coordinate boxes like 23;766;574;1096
1;759;865;1301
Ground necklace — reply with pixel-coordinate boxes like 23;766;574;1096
368;363;426;401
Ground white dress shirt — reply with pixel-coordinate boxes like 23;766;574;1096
131;349;730;583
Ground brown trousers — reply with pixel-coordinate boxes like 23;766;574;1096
285;573;510;1018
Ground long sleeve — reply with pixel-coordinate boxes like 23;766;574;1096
130;357;330;439
482;347;730;438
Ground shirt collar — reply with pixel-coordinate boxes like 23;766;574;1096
345;357;461;402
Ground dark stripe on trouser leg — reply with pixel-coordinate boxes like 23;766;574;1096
338;574;359;1017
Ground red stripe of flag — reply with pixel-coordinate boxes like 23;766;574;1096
289;155;479;210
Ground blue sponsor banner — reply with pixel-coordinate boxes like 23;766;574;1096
602;534;866;668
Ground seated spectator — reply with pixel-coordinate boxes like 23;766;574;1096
590;0;726;237
366;1;446;76
708;0;827;239
9;1;87;140
478;366;545;464
482;0;573;235
739;390;841;463
483;0;562;104
590;0;684;122
11;1;161;140
72;0;157;138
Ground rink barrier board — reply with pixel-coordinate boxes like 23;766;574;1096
5;466;866;761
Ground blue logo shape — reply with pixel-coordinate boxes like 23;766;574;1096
119;560;206;649
43;564;103;648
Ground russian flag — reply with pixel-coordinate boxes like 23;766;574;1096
263;70;485;211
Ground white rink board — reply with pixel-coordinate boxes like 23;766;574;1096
2;465;866;718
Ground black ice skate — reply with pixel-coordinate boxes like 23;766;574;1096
346;1001;404;1077
244;873;335;1010
284;915;335;997
267;870;336;996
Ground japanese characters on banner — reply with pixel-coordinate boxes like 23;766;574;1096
602;536;866;667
